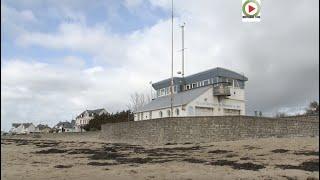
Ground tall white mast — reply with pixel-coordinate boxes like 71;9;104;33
181;22;185;78
170;0;174;117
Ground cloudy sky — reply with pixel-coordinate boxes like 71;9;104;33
1;0;319;131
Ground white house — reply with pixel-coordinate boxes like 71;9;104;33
75;108;108;130
53;121;76;133
10;123;36;134
134;67;248;121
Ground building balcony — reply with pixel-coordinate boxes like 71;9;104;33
213;86;231;96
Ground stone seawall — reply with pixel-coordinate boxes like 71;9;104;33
100;115;319;145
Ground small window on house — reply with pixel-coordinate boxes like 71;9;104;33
175;108;180;116
160;89;165;96
192;83;196;88
203;80;209;86
159;111;163;118
167;110;171;117
149;111;152;119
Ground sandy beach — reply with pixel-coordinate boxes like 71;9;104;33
1;133;319;180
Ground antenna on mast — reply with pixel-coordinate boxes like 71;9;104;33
170;0;174;117
180;22;186;78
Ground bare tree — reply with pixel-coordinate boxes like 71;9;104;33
305;101;319;115
127;92;151;112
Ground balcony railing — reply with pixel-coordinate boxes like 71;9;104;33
213;86;231;96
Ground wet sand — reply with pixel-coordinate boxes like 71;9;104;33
1;133;319;180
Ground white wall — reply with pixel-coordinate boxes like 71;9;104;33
134;86;246;120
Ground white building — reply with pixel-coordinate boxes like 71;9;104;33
10;123;36;134
134;67;248;121
75;108;108;130
53;121;76;133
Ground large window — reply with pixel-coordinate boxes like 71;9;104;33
159;111;163;118
175;108;180;116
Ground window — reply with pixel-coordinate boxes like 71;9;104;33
203;79;209;86
192;83;196;88
149;111;152;119
137;113;140;120
175;108;180;116
234;80;240;88
167;110;171;117
160;88;165;96
186;84;191;90
159;111;163;118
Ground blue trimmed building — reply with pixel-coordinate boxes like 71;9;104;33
134;67;248;121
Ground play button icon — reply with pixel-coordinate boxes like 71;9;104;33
248;5;255;13
242;0;261;22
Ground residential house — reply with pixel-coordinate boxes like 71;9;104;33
54;121;75;133
75;108;108;131
134;67;248;121
10;123;36;134
35;124;51;133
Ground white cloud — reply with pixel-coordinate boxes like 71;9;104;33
1;59;152;130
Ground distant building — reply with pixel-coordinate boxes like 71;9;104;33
75;108;108;130
10;123;36;134
54;121;75;133
134;67;248;121
35;124;51;133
